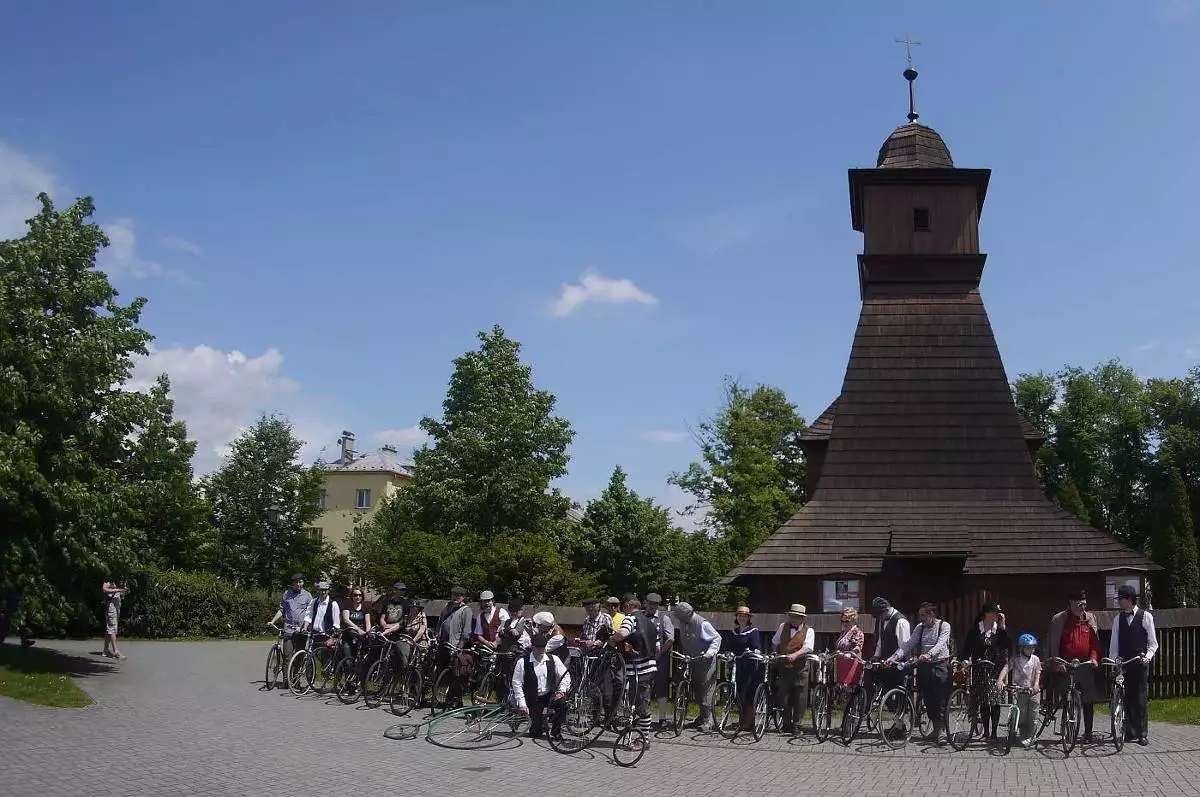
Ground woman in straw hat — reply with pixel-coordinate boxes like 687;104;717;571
729;606;762;729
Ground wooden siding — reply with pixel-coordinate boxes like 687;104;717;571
862;184;980;255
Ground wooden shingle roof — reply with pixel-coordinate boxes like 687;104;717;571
730;283;1154;581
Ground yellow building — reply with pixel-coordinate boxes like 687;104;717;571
314;432;413;554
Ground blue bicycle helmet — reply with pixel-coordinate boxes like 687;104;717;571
1017;633;1038;648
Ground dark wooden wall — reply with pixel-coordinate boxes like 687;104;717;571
862;184;980;254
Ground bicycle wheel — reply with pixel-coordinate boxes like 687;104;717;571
363;660;392;709
714;682;737;740
864;686;880;733
390;667;423;717
426;705;515;750
552;682;605;753
264;645;282;690
946;688;973;751
1061;688;1081;756
995;703;1014;755
312;647;338;694
841;687;865;745
877;688;914;750
432;668;454;712
613;728;647;767
751;683;769;742
913;692;930;739
1110;682;1125;752
335;659;362;705
811;683;831;742
288;651;314;696
672;681;689;736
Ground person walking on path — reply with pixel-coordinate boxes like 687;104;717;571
101;581;127;659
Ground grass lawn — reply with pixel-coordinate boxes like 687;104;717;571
1150;697;1200;726
0;645;93;708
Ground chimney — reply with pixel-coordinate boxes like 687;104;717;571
381;444;398;455
338;431;357;464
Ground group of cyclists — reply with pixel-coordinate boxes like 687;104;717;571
264;573;1160;757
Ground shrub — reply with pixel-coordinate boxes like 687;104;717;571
121;568;278;638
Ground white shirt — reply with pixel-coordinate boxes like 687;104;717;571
511;652;573;710
473;606;511;638
519;630;565;653
872;609;912;659
1108;608;1159;662
305;597;341;634
1009;653;1040;688
772;623;814;653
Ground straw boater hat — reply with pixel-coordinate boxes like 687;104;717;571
735;606;751;615
787;604;807;616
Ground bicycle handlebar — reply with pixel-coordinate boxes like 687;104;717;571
1045;657;1096;669
1099;656;1142;667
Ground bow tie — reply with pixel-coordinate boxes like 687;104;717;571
1123;612;1134;618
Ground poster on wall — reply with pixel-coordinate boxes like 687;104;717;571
823;579;861;613
1105;576;1141;608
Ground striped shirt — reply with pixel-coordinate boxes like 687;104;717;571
620;614;657;678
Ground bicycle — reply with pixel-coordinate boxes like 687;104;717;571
263;624;289;690
335;630;386;704
736;651;787;741
1038;657;1095;756
1100;656;1141;753
467;644;517;705
669;651;715;735
947;659;1000;751
711;652;739;739
388;637;432;717
990;684;1036;754
874;659;932;750
362;633;412;709
806;652;838;742
287;628;340;696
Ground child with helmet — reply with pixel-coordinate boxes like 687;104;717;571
997;633;1042;748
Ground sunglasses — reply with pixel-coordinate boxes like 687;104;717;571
351;593;363;597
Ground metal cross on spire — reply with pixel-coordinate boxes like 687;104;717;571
895;33;921;67
894;33;922;123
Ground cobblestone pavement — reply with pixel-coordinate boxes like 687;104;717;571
3;639;1200;796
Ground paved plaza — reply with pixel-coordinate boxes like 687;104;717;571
2;640;1200;796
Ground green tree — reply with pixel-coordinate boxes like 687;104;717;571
389;325;574;537
1145;370;1200;539
202;414;330;589
0;195;168;636
123;374;211;570
669;378;807;560
1150;468;1200;608
1051;476;1090;524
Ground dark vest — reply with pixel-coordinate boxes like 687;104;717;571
876;611;905;659
521;652;562;705
1116;608;1150;658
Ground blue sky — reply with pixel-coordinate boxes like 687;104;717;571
2;2;1198;521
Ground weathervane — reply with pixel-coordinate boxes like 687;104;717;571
894;33;922;123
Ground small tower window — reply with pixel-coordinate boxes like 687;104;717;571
913;207;931;232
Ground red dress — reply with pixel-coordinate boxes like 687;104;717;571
835;626;864;687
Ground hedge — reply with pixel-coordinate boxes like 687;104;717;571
121;568;279;639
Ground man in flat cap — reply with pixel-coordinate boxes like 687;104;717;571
671;601;722;730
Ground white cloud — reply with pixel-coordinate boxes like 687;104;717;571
373;426;430;448
0;141;60;238
127;344;337;475
551;269;658;317
159;235;203;256
100;218;199;286
643;429;689;443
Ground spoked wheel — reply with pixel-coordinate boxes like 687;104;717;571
864;687;880;733
811;683;831;742
613;728;647;767
995;703;1016;755
312;648;338;694
1110;684;1126;753
426;706;517;750
551;683;605;753
288;651;315;696
877;688;914;750
362;661;391;709
714;682;738;740
841;687;865;745
947;688;973;751
913;694;930;740
336;660;363;705
390;668;423;717
472;672;496;706
751;684;769;742
432;669;454;713
264;646;283;690
1061;688;1081;756
672;684;689;737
